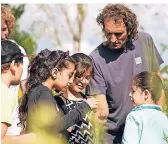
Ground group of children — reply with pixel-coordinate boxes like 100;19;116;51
1;4;168;144
1;41;99;144
1;39;168;144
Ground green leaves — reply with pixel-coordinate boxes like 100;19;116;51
5;4;37;60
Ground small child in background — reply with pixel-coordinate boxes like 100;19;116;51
55;53;96;144
122;71;168;144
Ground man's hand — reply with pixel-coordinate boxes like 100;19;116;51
92;94;109;124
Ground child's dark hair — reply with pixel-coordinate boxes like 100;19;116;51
71;53;92;78
133;71;163;103
1;40;23;72
18;49;75;129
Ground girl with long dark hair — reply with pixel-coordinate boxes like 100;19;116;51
18;49;99;143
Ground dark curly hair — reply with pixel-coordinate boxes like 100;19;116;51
1;40;23;72
97;4;139;50
18;49;75;129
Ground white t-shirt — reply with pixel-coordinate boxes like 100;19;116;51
6;40;29;135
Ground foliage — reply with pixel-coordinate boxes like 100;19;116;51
163;131;168;144
2;4;37;58
31;4;87;53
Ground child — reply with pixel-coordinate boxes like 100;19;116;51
1;6;29;135
1;40;35;144
18;49;99;143
122;71;168;144
55;53;96;144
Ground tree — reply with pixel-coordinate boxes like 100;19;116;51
159;44;168;116
1;4;37;58
30;4;87;53
160;43;168;83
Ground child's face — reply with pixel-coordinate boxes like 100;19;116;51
54;63;75;92
69;67;92;93
129;84;146;106
12;62;23;85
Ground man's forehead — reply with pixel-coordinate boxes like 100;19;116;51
105;18;124;24
104;18;126;30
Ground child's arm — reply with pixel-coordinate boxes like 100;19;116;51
58;101;91;131
67;127;73;132
1;122;8;138
33;91;98;134
122;113;139;144
1;122;36;144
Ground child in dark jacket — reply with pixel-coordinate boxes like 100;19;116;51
18;49;99;144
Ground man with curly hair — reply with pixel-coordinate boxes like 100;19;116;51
1;6;29;135
86;4;164;144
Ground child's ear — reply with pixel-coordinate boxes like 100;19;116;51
144;89;149;100
51;68;58;80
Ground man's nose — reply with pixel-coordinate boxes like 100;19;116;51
111;34;117;43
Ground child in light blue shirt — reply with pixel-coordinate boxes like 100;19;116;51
122;71;168;144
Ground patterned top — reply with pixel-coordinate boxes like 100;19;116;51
62;95;95;144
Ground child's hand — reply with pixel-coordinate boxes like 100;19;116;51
84;98;99;109
67;126;73;132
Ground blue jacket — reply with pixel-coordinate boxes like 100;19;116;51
122;104;168;144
